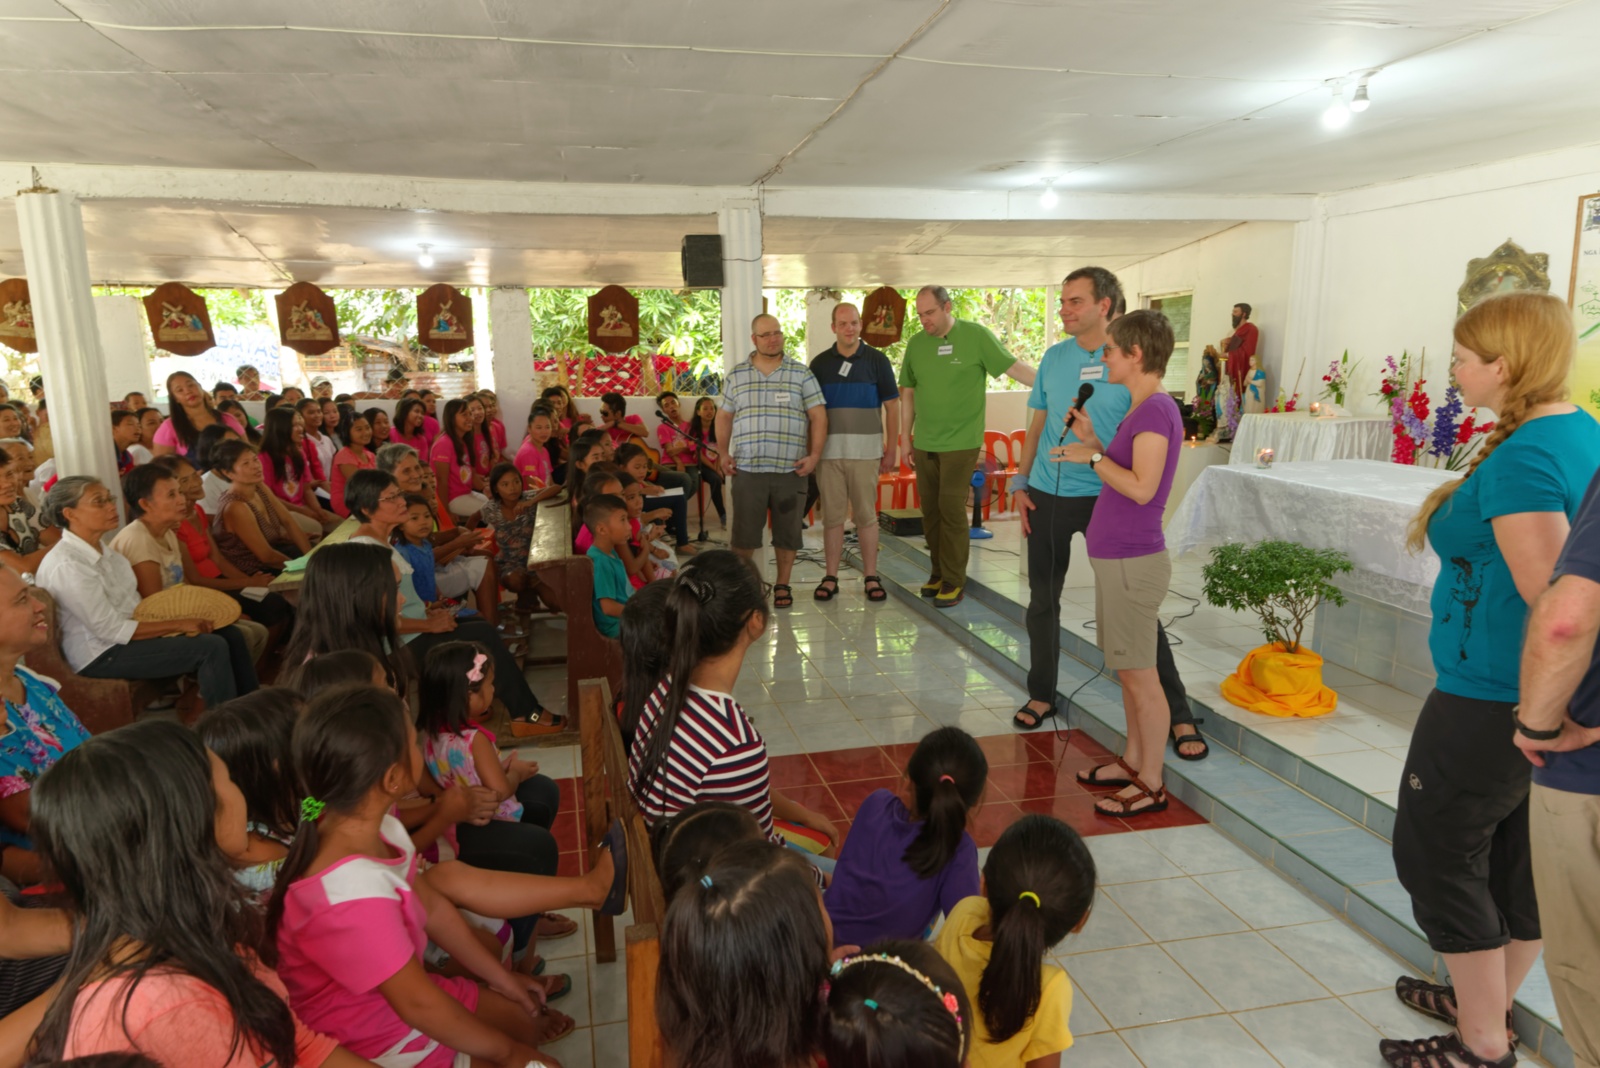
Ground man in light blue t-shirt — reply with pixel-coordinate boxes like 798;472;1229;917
1008;268;1203;755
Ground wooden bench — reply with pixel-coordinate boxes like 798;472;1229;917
22;587;167;735
576;677;667;1068
526;499;622;717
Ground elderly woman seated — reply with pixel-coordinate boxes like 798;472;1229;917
110;463;273;674
34;476;258;712
208;439;313;575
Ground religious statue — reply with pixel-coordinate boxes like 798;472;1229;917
1193;346;1221;439
1242;354;1268;415
595;304;633;338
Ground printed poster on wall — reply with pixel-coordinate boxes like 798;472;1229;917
1571;192;1600;417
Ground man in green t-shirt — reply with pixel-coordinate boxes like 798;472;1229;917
899;286;1036;607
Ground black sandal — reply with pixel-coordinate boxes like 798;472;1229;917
814;575;839;601
1013;703;1056;730
773;584;793;609
864;575;887;602
1170;725;1210;761
1379;1032;1516;1068
1394;978;1517;1044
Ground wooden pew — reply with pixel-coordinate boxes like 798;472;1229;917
576;677;668;1068
527;499;623;716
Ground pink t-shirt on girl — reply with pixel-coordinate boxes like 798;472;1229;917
260;451;310;507
330;446;375;518
275;814;479;1068
152;412;246;456
514;439;552;487
472;433;494;476
422;415;441;447
429;436;475;503
64;957;338;1068
301;436;327;482
489;419;507;454
391;429;430;456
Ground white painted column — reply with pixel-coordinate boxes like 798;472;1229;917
804;289;837;359
718;197;763;373
15;187;117;494
91;294;153;402
1044;283;1060;350
470;288;494;392
1282;203;1330;410
488;287;533;429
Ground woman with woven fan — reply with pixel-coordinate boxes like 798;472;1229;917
111;463;272;683
34;476;252;712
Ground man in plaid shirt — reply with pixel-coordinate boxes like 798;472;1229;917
716;313;828;608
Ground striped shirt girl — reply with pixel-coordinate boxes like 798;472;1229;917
627;679;775;838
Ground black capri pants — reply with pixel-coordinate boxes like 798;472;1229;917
1392;689;1539;954
453;774;562;953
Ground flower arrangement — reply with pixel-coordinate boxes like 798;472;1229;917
1390;375;1494;469
1217;375;1242;439
1373;351;1414;407
1320;350;1359;407
1265;389;1300;414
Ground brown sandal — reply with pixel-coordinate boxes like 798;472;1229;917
1379;1031;1516;1068
1076;758;1135;789
1094;770;1169;818
1394;977;1517;1045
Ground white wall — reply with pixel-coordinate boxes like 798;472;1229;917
1116;221;1297;399
1315;143;1600;414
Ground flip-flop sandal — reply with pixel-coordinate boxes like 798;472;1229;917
533;1007;576;1045
773;584;794;609
1170;726;1210;761
1013;703;1057;731
1076;758;1136;789
537;972;573;1001
864;575;888;602
814;575;839;601
598;817;629;916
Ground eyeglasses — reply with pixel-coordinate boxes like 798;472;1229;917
378;491;406;504
81;495;116;508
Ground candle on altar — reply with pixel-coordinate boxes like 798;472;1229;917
1256;447;1275;468
1308;401;1322;416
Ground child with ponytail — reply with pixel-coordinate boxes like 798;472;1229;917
626;550;838;857
269;684;575;1067
933;814;1095;1068
825;726;987;947
823;940;972;1068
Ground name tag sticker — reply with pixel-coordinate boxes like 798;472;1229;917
776;392;792;404
937;344;954;357
1080;364;1104;380
837;362;853;377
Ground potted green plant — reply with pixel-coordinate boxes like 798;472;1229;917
1201;540;1353;717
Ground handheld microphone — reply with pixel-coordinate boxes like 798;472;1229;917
1062;382;1095;437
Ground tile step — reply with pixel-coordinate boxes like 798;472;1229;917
849;531;1569;1067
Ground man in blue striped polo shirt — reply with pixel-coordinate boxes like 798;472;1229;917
716;313;828;609
809;302;899;604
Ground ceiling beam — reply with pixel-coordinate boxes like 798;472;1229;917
3;163;1313;223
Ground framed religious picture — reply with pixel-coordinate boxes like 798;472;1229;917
275;281;340;356
860;286;906;349
142;282;215;356
1457;239;1549;314
1571;192;1600;417
0;279;36;354
587;284;639;354
417;283;473;354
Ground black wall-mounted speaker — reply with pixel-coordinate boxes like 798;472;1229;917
681;234;724;288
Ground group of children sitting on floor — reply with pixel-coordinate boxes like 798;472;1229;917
611;547;1099;1068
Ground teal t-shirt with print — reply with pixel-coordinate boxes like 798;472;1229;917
1428;410;1600;701
1026;337;1131;497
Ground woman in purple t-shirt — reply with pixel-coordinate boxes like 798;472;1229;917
1054;309;1184;818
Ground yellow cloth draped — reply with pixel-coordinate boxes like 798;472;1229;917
1220;643;1338;718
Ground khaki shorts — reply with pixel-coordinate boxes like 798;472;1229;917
1090;551;1172;671
816;458;880;528
730;471;808;551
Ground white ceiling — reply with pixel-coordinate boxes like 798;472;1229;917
1;0;1596;195
1;0;1595;286
0;200;1240;287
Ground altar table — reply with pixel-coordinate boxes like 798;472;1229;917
1229;412;1392;466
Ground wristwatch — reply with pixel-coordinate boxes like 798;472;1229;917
1090;453;1104;469
1514;707;1563;741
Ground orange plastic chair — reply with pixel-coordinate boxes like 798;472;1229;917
984;430;1017;514
894;459;919;509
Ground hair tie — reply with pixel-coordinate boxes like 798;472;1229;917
677;572;713;604
830;954;962;1045
700;874;713;888
937;774;955;784
465;651;488;684
299;796;326;823
1018;891;1041;908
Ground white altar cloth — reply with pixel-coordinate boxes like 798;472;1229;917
1229;412;1392;466
1167;459;1462;615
